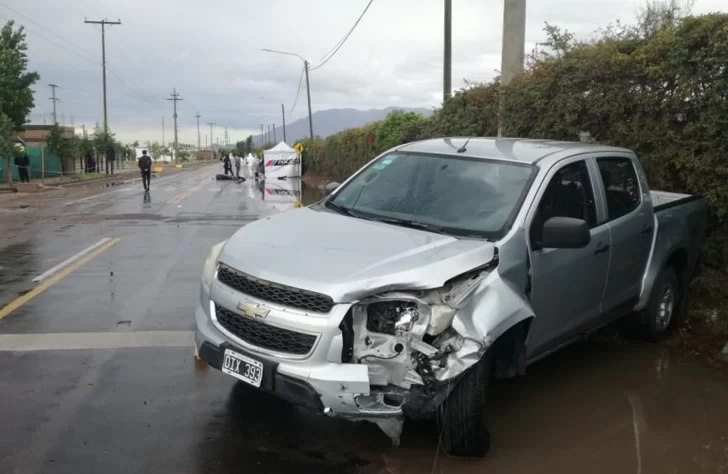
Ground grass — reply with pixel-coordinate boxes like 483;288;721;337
69;173;106;181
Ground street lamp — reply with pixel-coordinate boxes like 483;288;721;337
262;48;314;141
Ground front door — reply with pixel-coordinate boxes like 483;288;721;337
527;159;611;358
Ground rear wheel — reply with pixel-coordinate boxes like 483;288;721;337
638;266;682;341
436;351;493;458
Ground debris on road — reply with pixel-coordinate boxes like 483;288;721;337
215;174;246;183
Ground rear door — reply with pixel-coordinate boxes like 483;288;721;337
594;156;655;315
526;158;611;357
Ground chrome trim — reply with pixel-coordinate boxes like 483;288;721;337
210;300;321;361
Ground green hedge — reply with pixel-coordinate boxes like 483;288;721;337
302;12;728;268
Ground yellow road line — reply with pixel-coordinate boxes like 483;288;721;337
166;181;206;205
0;238;121;321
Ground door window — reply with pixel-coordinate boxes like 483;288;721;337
530;161;597;244
596;158;641;221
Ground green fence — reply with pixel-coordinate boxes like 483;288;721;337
0;147;62;182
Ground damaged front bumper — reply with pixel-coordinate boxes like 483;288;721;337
195;264;500;444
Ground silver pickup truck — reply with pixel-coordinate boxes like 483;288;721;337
195;138;707;457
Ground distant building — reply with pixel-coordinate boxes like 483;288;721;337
16;125;74;147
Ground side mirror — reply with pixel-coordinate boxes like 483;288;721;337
324;182;341;196
541;217;591;249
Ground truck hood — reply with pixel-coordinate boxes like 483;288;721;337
218;207;496;302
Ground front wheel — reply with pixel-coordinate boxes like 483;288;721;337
638;266;682;341
436;351;493;458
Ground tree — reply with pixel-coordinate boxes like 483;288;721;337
0;21;40;130
235;140;246;156
1;21;39;186
148;142;163;161
245;135;253;155
92;123;115;152
0;113;16;186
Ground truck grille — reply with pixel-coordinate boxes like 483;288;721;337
217;264;335;313
215;304;318;356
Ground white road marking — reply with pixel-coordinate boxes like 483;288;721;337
32;237;113;283
0;331;195;351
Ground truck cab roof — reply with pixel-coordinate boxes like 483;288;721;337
397;138;634;166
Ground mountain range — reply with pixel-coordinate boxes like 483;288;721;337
254;106;432;146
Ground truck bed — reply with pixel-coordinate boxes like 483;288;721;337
650;190;699;212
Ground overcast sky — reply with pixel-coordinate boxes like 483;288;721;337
2;0;725;145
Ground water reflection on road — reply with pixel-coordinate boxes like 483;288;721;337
239;177;322;210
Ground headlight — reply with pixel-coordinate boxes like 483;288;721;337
201;241;226;287
365;298;456;337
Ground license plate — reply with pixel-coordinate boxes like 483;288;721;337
221;349;264;387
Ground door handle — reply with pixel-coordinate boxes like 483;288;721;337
594;243;610;255
642;225;653;235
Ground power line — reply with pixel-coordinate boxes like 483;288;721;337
0;5;159;107
310;0;374;71
288;65;305;116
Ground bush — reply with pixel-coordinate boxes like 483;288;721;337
375;111;428;151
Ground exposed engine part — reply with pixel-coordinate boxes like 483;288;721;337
366;301;419;335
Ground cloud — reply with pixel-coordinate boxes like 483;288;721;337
2;0;724;144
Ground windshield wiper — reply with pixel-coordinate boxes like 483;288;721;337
325;201;373;221
325;200;355;217
371;216;450;235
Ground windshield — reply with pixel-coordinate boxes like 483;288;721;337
327;152;536;239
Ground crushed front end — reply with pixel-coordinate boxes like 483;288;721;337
195;243;498;445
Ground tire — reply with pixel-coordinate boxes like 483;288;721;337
638;266;682;342
436;351;493;458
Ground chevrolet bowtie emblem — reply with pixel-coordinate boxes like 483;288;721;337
237;302;270;319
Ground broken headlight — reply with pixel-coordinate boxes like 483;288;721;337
366;301;419;336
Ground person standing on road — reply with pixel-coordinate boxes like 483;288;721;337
15;147;30;183
138;150;152;191
223;154;232;176
233;154;241;179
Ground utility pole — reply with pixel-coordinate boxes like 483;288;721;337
49;84;60;124
443;0;452;101
207;122;216;151
304;60;314;140
260;124;264;147
195;113;201;150
262;49;315;140
267;124;271;144
84;19;122;138
273;124;277;143
167;88;183;164
224;127;229;147
498;0;527;136
281;104;287;143
162;116;165;147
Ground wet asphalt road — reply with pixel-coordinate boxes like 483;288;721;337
0;166;727;474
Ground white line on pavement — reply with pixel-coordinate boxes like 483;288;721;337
0;331;195;351
32;237;113;283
